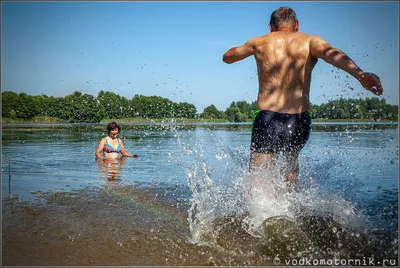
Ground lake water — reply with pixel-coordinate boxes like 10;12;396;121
2;122;399;265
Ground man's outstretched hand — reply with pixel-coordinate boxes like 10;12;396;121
359;72;383;96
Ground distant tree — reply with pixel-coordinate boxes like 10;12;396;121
63;91;103;122
235;100;256;120
120;96;132;118
131;94;146;118
15;93;37;119
201;104;225;119
389;105;399;121
130;94;193;119
1;91;19;118
45;96;65;118
174;102;197;118
32;94;50;116
97;90;125;119
309;103;319;119
225;106;247;122
224;101;255;122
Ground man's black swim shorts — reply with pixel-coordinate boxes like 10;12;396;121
250;110;311;154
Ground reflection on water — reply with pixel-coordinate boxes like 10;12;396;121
96;156;127;182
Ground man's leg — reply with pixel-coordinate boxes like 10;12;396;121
247;151;279;199
283;151;300;189
249;151;277;173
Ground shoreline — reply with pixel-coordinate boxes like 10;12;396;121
2;184;272;266
2;119;398;132
2;116;398;124
3;183;397;266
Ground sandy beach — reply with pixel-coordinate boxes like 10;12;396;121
2;185;273;266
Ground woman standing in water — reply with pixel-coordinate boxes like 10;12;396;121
95;121;139;159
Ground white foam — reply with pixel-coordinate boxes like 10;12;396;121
177;131;367;244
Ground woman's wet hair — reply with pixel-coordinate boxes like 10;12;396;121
106;122;121;134
270;7;298;29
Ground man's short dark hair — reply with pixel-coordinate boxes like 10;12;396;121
106;121;121;134
270;7;298;29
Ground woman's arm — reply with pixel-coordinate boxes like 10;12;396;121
95;138;106;159
120;140;139;158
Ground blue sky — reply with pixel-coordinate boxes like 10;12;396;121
1;1;399;112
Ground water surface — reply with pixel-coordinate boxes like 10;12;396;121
2;122;398;265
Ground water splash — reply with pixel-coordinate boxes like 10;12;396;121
174;129;395;260
180;138;248;244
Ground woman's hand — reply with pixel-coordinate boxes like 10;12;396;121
95;157;103;164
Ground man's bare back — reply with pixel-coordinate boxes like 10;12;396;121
250;31;317;113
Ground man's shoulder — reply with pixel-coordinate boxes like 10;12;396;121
246;33;274;46
248;32;316;46
293;32;314;40
299;32;325;41
259;31;312;39
247;34;268;43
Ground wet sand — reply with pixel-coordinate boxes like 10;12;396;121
2;185;272;266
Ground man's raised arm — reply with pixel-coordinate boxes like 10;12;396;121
223;41;255;64
310;35;383;96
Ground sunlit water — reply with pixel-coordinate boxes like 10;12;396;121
2;122;398;263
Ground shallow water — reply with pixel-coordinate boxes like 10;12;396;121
2;122;398;265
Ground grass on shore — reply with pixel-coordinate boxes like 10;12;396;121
2;116;67;123
100;117;229;123
2;116;396;124
311;118;395;123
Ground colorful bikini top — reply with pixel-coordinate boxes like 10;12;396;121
103;138;122;154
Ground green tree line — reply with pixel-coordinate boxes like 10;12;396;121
308;97;398;121
1;90;398;122
200;98;398;122
1;90;197;123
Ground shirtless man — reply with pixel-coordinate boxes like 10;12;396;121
222;7;383;187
